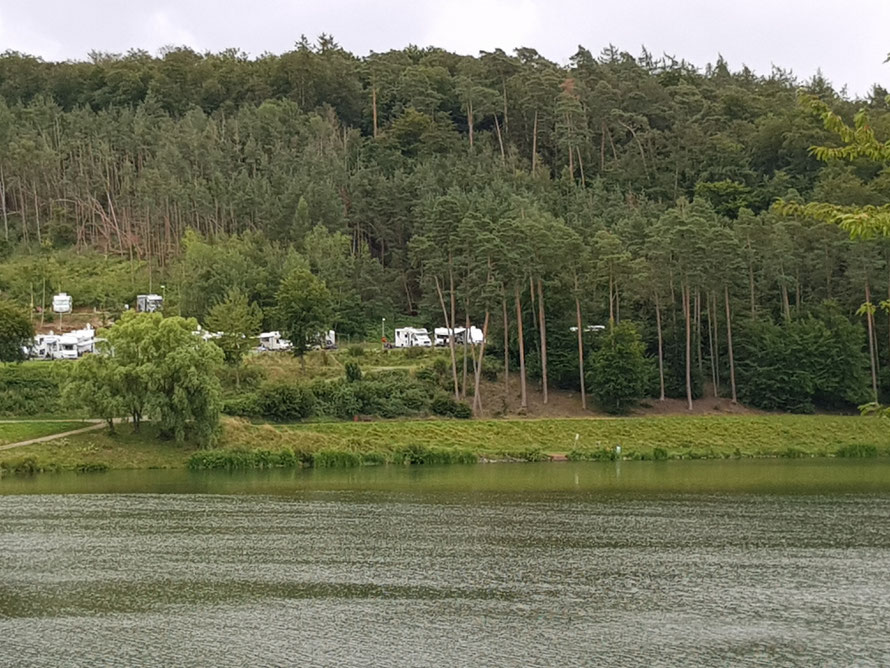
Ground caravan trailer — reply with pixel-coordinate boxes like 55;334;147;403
394;327;432;348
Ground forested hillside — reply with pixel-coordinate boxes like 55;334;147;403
1;39;889;413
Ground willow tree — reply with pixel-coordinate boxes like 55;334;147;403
778;97;890;238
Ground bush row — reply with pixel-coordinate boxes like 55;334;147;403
567;443;881;461
0;363;66;416
187;444;481;470
223;369;472;421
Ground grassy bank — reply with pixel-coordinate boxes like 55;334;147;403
0;421;88;446
1;415;888;475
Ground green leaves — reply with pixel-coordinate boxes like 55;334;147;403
64;311;224;444
274;268;333;359
0;299;32;362
586;322;651;413
205;288;263;366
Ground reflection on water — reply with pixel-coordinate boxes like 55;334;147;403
1;461;889;666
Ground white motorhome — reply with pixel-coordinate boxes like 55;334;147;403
434;326;484;346
52;325;95;360
569;325;606;333
394;327;432;348
258;331;293;351
136;294;164;312
193;326;222;342
52;293;72;314
29;333;61;360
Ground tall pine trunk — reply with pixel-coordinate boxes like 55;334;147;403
695;289;702;377
502;289;509;397
467;99;474;148
575;277;586;410
866;281;879;402
707;292;718;397
0;164;7;242
461;299;470;399
537;278;549;404
472;309;491;416
747;235;756;316
514;284;528;412
655;292;666;401
725;285;737;404
371;87;378;138
435;276;460;400
493;115;506;164
684;283;693;411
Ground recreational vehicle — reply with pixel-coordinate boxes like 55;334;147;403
394;327;432;348
434;326;485;346
137;294;164;312
52;293;72;314
258;331;293;351
36;325;96;360
29;333;61;360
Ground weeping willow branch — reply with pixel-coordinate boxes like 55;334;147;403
773;200;890;239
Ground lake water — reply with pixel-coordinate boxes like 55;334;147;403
2;460;890;666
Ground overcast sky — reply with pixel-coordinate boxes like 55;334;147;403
0;0;887;97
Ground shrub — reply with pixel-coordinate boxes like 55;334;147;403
737;305;870;412
0;455;39;475
430;394;472;418
0;363;66;416
222;393;260;417
586;322;651;414
344;360;363;383
652;447;668;461
254;382;316;421
403;346;426;359
347;345;365;357
312;450;362;468
781;446;808;459
567;448;616;462
218;363;266;390
188;448;301;470
835;443;878;458
394;444;477;465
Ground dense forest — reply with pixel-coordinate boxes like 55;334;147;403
1;38;889;413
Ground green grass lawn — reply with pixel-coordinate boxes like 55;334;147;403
2;415;888;475
0;425;198;473
260;415;890;459
0;421;89;446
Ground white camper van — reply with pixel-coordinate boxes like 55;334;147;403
51;326;95;360
52;293;73;314
394;327;432;348
258;331;293;352
136;294;164;312
30;333;61;360
434;326;484;346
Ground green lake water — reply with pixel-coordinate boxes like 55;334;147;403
2;459;890;666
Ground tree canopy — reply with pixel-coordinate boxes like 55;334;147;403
2;40;889;413
0;299;32;362
65;312;224;443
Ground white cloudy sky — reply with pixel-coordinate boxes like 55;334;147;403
0;0;887;96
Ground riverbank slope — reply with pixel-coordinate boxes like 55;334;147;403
1;414;888;475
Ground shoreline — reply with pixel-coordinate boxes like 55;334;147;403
1;414;888;476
